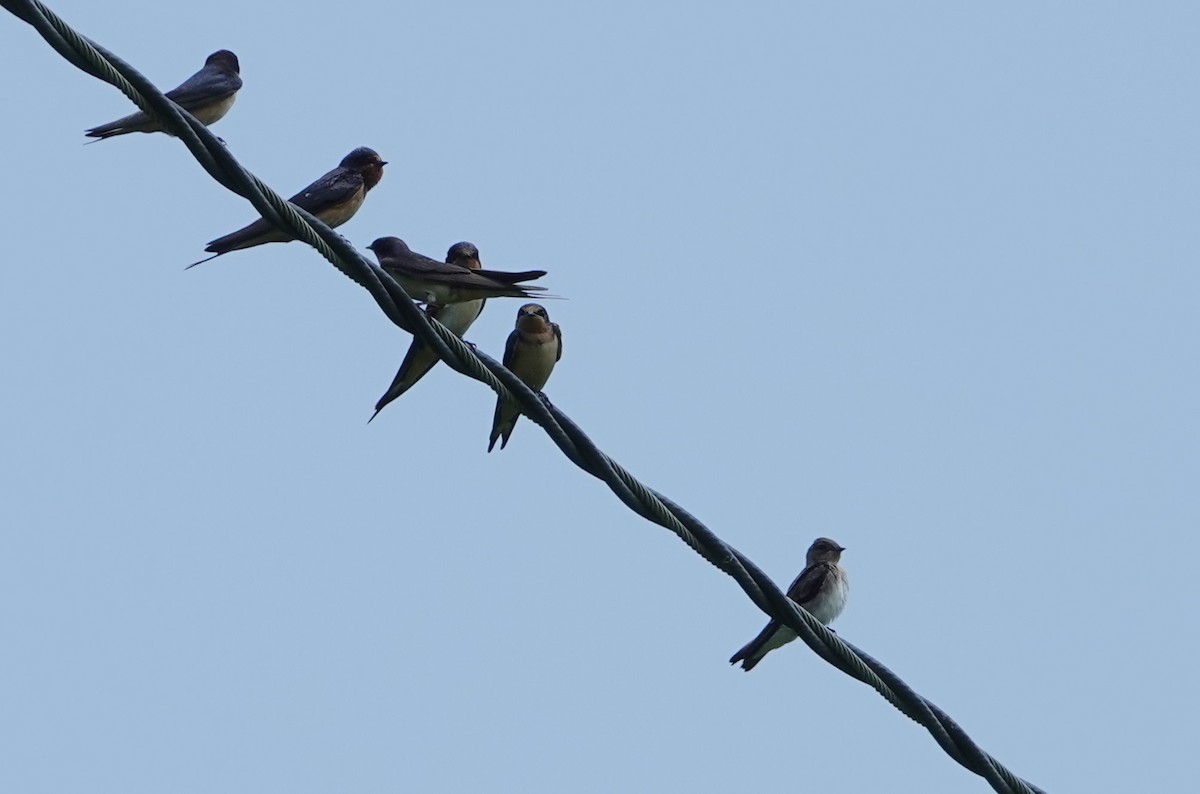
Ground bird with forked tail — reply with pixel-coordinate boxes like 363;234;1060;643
188;147;387;268
487;303;562;452
85;50;242;142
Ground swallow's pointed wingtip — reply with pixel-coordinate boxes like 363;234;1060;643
368;392;395;423
185;252;223;270
83;126;122;142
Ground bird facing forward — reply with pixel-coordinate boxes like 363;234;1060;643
488;303;562;452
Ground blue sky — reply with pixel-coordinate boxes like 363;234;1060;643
3;2;1198;791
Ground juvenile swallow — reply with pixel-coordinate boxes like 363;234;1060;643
85;50;242;141
729;537;848;672
488;303;562;452
366;237;548;305
188;147;387;268
369;242;489;422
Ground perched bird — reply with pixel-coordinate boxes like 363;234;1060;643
85;50;242;141
488;303;562;452
729;537;848;672
369;242;489;422
188;147;387;267
366;237;548;305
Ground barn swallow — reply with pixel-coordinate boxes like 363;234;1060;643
729;537;849;671
85;50;242;141
369;243;489;422
187;147;387;268
366;237;548;305
487;303;562;452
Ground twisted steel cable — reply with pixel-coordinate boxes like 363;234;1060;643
2;2;1046;792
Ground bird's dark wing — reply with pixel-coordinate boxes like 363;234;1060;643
287;168;363;214
786;562;832;606
203;217;274;253
501;328;521;369
381;251;458;280
475;267;547;285
84;110;152;138
552;323;563;362
393;257;528;288
164;66;242;110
